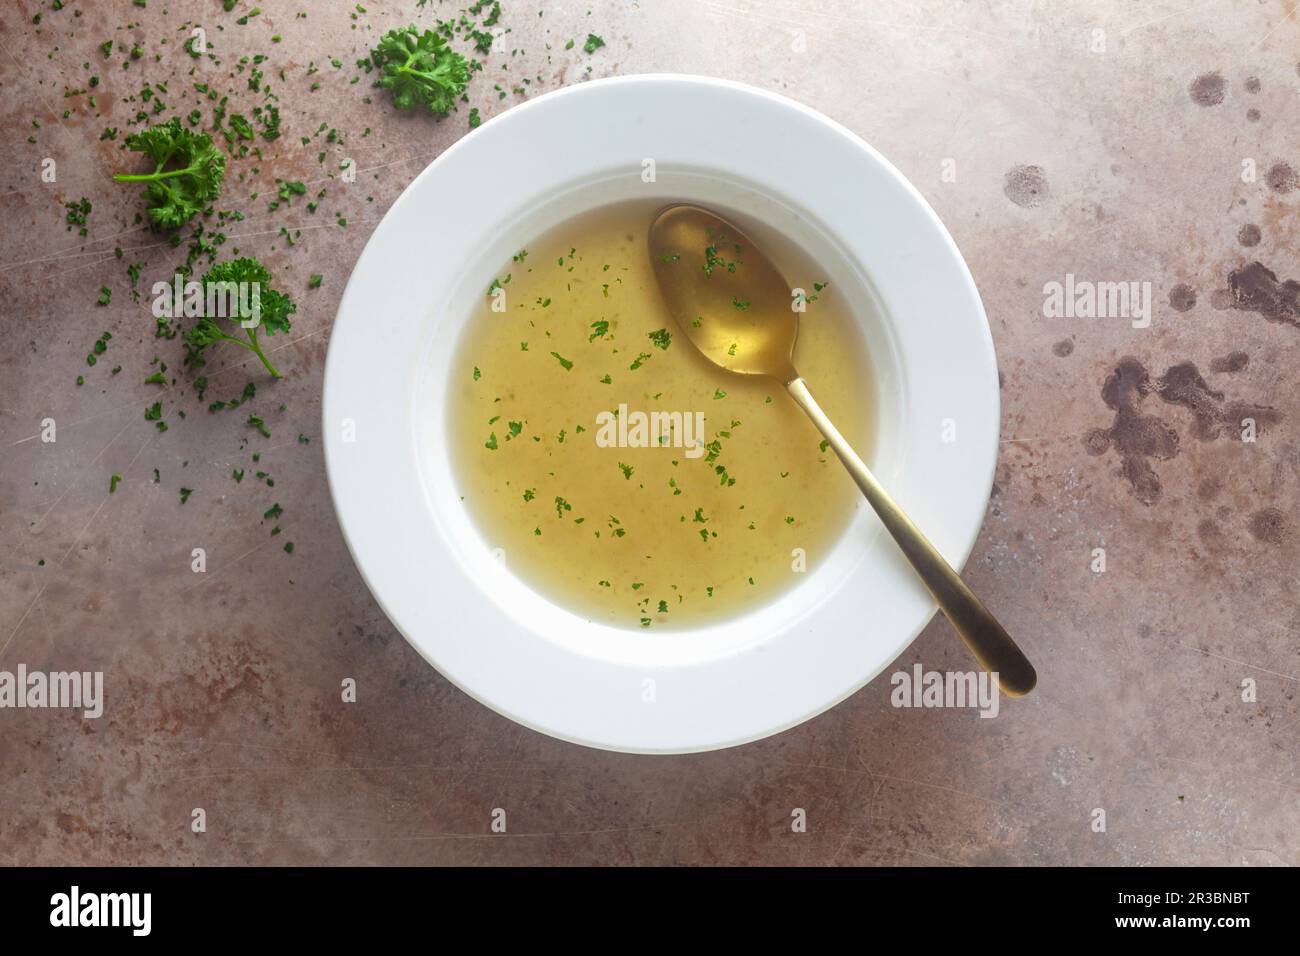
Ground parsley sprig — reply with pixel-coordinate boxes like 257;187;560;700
183;258;296;379
369;26;470;114
112;118;226;230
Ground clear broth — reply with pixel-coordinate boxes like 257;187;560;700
448;199;875;629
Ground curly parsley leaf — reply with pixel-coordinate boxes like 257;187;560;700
112;118;226;230
369;26;470;115
183;258;296;379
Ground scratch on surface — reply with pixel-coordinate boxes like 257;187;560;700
175;527;299;596
1170;642;1299;684
1256;1;1299;45
27;411;135;531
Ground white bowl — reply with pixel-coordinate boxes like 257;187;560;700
323;75;999;754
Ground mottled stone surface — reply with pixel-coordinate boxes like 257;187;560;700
1;1;1296;866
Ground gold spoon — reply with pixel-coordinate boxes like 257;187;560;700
648;204;1036;697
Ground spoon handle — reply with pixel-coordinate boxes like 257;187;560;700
786;378;1036;697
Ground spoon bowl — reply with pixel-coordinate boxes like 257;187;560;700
647;205;799;382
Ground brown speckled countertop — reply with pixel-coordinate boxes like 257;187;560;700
1;1;1296;866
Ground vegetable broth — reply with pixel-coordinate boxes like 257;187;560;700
448;199;874;629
